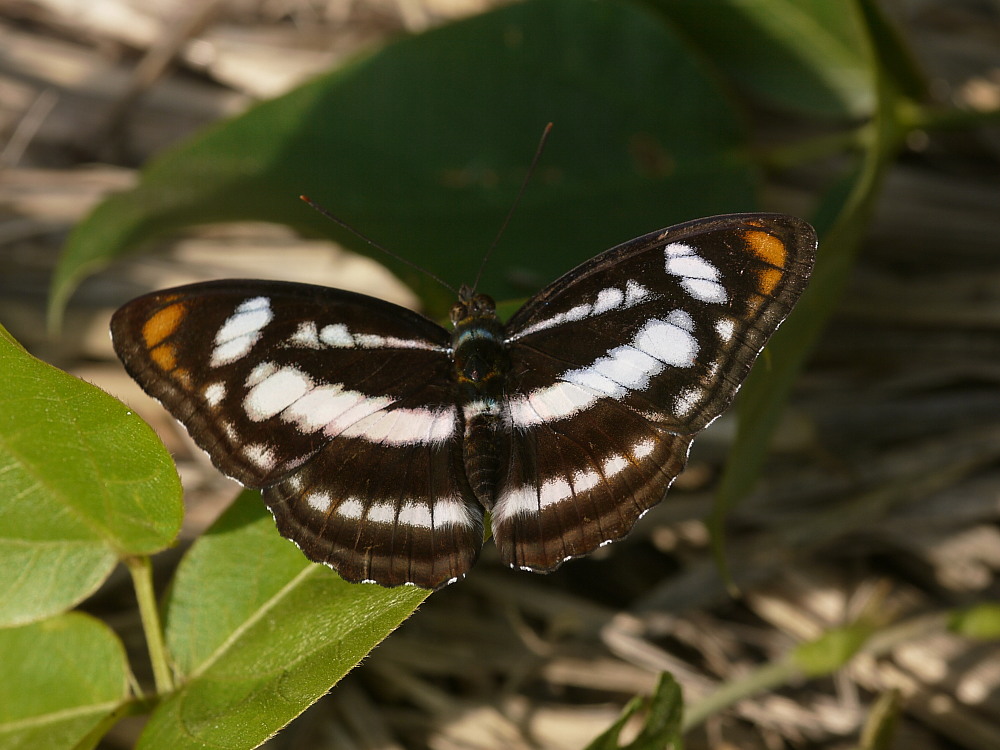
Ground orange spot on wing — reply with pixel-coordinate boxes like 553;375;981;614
142;302;186;348
744;229;787;268
149;343;177;371
757;268;783;297
744;230;787;295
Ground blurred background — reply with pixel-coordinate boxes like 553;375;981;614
1;1;1000;748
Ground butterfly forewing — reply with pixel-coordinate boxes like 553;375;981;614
491;214;815;571
111;213;815;589
111;279;484;588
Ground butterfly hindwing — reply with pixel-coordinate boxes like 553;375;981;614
491;214;816;571
111;279;484;588
264;437;483;588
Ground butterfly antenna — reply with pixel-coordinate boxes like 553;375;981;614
299;195;457;295
471;122;553;293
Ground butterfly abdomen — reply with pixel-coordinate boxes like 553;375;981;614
450;291;510;510
461;400;502;509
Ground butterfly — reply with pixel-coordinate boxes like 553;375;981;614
111;213;815;589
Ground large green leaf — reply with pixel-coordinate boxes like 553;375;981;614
0;325;182;626
0;613;130;750
53;0;755;322
138;491;426;749
655;0;878;118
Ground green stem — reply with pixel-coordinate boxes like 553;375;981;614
898;99;1000;132
126;555;175;694
681;612;948;731
760;125;872;171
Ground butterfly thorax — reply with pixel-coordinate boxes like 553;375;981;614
450;286;509;509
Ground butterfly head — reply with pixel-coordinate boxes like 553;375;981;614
450;284;498;328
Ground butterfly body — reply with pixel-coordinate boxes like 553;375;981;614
111;213;816;589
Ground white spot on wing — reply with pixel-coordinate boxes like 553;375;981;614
204;382;226;407
337;498;364;520
434;497;476;528
320;324;354;348
592;287;623;315
563;368;625;399
306;492;332;512
281;386;391;436
246;361;278;387
633;313;698;367
315;323;442;351
290;321;321;348
215;297;272;342
715;318;735;341
244;367;312;421
244;443;276;470
603;454;628;477
339;406;456;445
510;381;599;426
397;502;434;529
571;468;602;493
367;501;395;525
675;387;702;417
664;243;727;304
539;477;573;509
493;484;539;524
210;337;257;368
211;297;273;367
589;345;661;389
624;280;651;305
508;281;655;341
632;439;656;459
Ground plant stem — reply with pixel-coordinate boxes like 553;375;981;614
759;125;872;172
126;555;175;694
898;99;1000;132
681;612;949;732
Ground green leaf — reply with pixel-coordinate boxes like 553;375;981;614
793;623;874;677
950;603;1000;640
585;673;683;750
859;690;901;750
0;325;182;626
856;0;928;101
655;0;877;118
52;0;756;324
138;491;426;749
0;613;130;750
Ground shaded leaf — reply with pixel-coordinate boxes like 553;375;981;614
0;325;182;625
53;0;755;323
